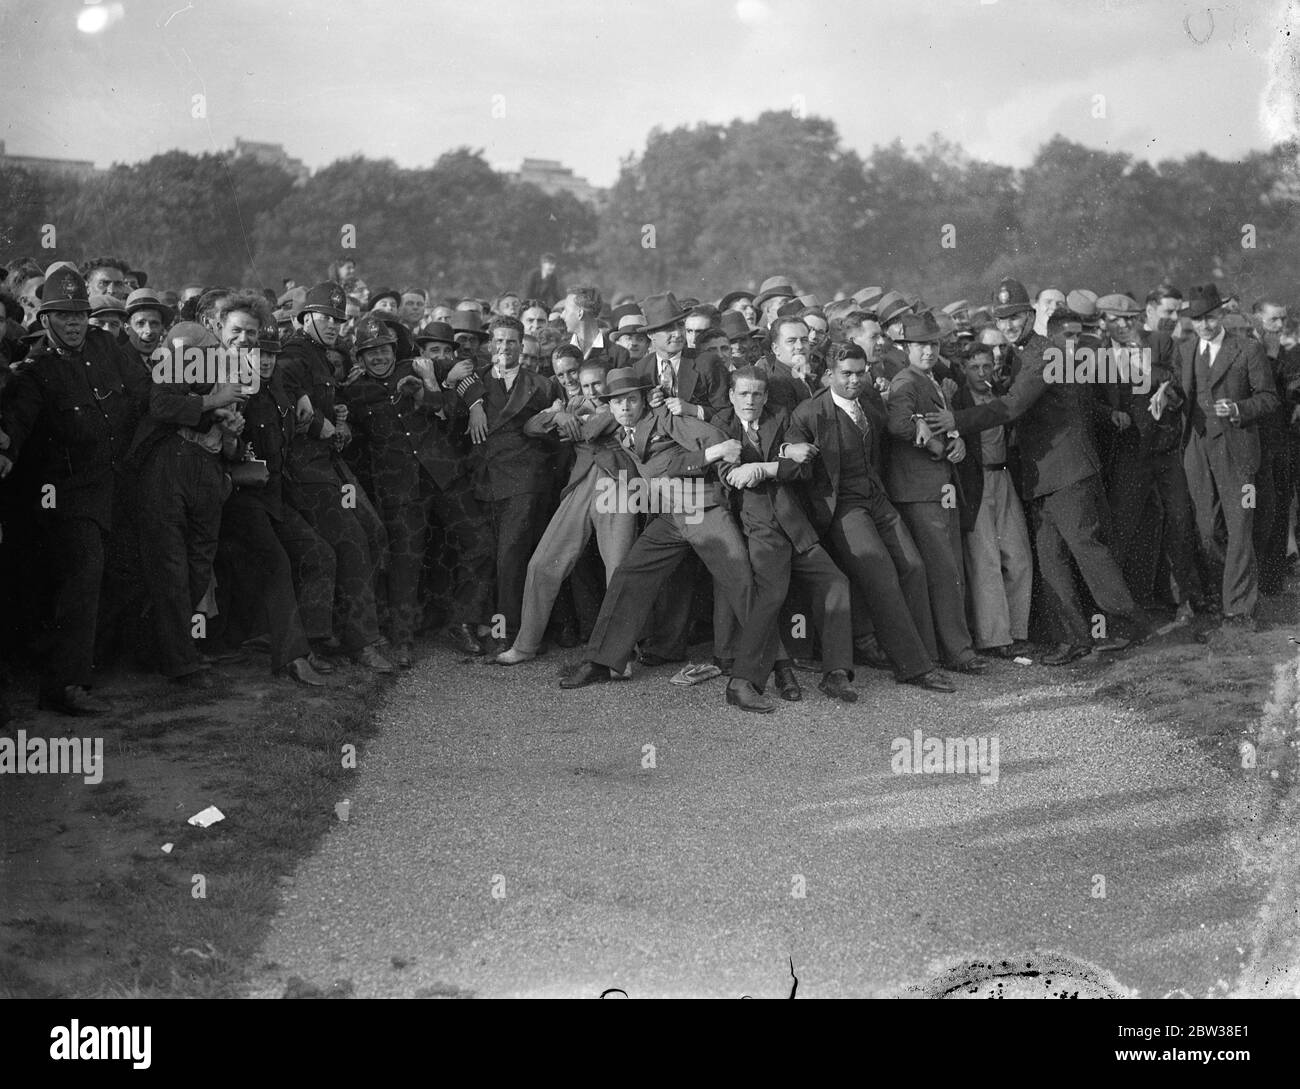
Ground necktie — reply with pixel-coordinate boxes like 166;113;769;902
659;359;675;395
850;401;869;434
1200;340;1213;369
621;426;636;453
745;422;761;451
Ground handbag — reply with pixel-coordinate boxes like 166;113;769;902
229;441;270;488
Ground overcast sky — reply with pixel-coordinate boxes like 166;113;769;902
3;0;1295;185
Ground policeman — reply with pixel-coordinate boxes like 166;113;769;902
343;316;494;665
277;282;395;672
0;268;148;714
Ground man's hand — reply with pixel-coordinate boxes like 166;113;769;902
395;374;424;400
215;407;245;437
782;442;819;464
203;383;242;411
295;394;314;425
724;463;766;489
706;438;743;464
648;387;666;409
664;396;686;416
924;408;956;432
941;377;959;403
1110;410;1132;431
945;435;966;463
553;410;582;442
318;417;337;441
333;420;352;448
1148;380;1170;420
344;363;365;385
446;359;475;385
469;402;489;444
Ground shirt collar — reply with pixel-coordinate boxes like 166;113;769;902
830;390;862;415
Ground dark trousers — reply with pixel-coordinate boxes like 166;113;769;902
1184;431;1258;617
94;469;152;670
136;439;226;677
295;480;382;652
486;491;551;637
1253;434;1293;594
1107;444;1197;606
587;507;770;686
276;503;336;640
37;514;105;698
218;495;312;670
823;498;936;680
895;500;975;667
1033;474;1140;645
383;474;494;648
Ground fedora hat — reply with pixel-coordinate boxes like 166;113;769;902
414;320;456;346
639;292;687;333
448;309;490;341
89;293;128;318
600;367;655;399
125;288;173;323
754;275;796;307
609;313;647;338
876;291;913;327
852;286;883;307
1185;283;1227;319
894;311;943;344
719;311;751;342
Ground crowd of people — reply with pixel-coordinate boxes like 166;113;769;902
1;250;1298;721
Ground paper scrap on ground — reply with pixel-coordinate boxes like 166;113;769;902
670;663;723;687
187;805;225;828
161;843;174;853
1013;657;1034;666
335;799;351;822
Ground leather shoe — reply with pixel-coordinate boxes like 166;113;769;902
1093;635;1132;653
773;660;802;701
725;680;775;713
560;660;611;689
282;657;326;687
355;643;396;673
446;623;484;656
950;656;990;675
1042;643;1091;666
306;652;334;674
818;669;858;702
712;656;734;675
171;669;214;689
901;670;955;693
853;635;890;669
38;685;110;716
494;646;537;665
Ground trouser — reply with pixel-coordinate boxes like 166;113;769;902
963;467;1032;649
1108;443;1197;606
382;474;494;648
1253;433;1292;593
1183;430;1258;618
295;479;382;651
136;439;226;677
485;491;552;637
275;503;336;640
514;469;638;654
94;468;152;669
36;514;105;699
217;495;312;670
823;498;936;680
1033;474;1142;645
586;507;771;686
895;499;976;667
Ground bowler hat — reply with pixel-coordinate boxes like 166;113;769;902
719;311;751;342
991;278;1033;319
754;276;796;307
1185;283;1226;319
448;309;490;341
301;281;348;321
414;321;456;346
38;268;90;314
368;288;401;313
894;311;943;344
640;292;687;333
719;290;754;312
600;367;654;400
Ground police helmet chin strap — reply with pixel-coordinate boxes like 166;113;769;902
41;313;84;355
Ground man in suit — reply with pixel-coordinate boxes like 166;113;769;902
1096;293;1198;612
1175;284;1280;629
786;346;955;692
632;292;731;421
562;285;632;369
886;312;987;674
755;316;816;412
559;368;780;712
495;360;641;664
342;316;495;668
712;367;858;702
925;305;1158;664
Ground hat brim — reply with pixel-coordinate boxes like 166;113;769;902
896;333;942;344
415;334;456;346
1186;302;1224;320
641;313;685;334
599;382;654;400
611;326;646;339
38;301;91;314
301;305;348;321
991;304;1034;319
719;292;755;311
753;289;795;308
127;302;173;323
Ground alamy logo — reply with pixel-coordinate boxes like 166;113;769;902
0;731;103;784
594;471;706;525
1042;344;1152;394
50;1020;151;1069
151;341;261;392
891;729;999;785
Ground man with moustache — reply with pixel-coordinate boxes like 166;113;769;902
342;315;494;667
278;282;396;673
0;269;148;714
713;366;858;703
786;346;954;693
558;368;780;712
885;312;987;675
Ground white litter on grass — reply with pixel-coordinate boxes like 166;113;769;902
187;805;225;828
161;843;174;854
335;799;351;822
1013;657;1034;666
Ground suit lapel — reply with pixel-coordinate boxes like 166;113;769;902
1209;337;1237;391
757;409;781;458
817;395;841;482
491;370;533;430
634;413;657;461
677;356;698;402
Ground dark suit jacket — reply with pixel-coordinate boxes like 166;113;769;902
466;368;556;500
758;356;814;413
885;366;958;504
787;387;891;535
949;336;1110;500
1177;332;1278;479
713;405;819;553
632;348;730;421
950;383;990;532
621;404;728;512
1102;329;1181;457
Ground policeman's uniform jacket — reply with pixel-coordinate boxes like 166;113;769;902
277;329;350;486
